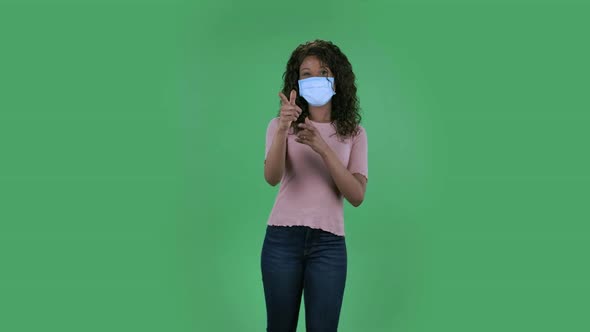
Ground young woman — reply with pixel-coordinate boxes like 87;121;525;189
261;39;368;331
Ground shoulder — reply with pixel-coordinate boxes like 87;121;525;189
267;117;280;129
351;124;367;141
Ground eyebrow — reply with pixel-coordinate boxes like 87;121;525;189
300;66;329;71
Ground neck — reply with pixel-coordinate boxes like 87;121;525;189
308;103;332;122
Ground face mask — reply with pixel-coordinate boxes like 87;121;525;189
298;76;336;107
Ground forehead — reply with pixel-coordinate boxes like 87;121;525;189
299;56;328;70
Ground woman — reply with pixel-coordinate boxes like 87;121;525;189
261;39;368;332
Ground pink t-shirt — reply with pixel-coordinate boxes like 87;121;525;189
264;117;368;236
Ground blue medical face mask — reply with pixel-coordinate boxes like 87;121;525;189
297;76;336;107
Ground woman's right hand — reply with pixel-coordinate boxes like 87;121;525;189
278;89;302;131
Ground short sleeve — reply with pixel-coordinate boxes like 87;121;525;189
347;125;368;182
265;117;280;160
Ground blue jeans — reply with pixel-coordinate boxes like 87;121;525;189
260;225;347;332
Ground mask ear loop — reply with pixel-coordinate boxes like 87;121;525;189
325;76;336;95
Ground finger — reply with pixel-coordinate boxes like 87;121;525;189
279;91;289;105
284;110;295;120
282;114;297;123
304;117;317;131
295;135;309;143
289;89;296;105
281;110;297;122
297;128;311;137
286;108;298;119
281;107;296;115
290;107;301;117
297;123;310;130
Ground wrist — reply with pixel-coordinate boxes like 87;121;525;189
319;145;331;158
276;126;289;135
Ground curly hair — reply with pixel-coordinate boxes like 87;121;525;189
278;39;362;141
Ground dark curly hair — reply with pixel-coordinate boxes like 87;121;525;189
278;39;362;141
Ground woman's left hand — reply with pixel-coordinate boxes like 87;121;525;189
295;117;330;156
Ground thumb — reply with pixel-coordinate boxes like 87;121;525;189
305;116;316;129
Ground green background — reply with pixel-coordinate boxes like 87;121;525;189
1;0;588;331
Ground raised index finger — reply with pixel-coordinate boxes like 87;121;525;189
289;89;297;105
304;117;317;131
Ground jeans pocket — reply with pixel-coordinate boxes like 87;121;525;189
265;225;292;243
317;229;345;244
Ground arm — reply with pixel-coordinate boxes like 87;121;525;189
264;91;303;186
320;148;367;207
264;126;288;186
294;119;368;205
